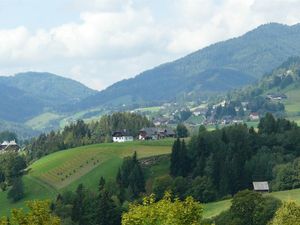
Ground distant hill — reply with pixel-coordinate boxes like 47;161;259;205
226;56;300;120
0;72;96;107
0;83;44;122
0;72;96;123
74;23;300;110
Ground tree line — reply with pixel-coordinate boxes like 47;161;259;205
162;113;300;204
27;112;153;161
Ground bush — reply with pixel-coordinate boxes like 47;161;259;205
7;177;24;202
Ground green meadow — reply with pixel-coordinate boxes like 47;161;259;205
0;140;173;216
2;138;300;219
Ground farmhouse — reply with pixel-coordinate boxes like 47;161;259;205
139;127;175;140
253;181;269;193
112;130;133;143
0;140;20;153
139;127;159;140
249;112;260;121
159;128;176;138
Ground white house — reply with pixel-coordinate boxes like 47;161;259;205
112;130;133;143
0;140;20;153
249;112;260;121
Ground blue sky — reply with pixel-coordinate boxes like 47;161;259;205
0;0;299;90
0;0;78;29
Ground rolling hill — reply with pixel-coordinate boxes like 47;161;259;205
2;139;300;219
0;83;44;122
3;23;300;136
0;72;96;108
0;72;97;136
0;140;173;216
226;56;300;123
73;23;300;110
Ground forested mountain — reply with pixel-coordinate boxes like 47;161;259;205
0;72;96;107
2;23;300;136
0;72;96;123
0;83;44;122
74;23;300;109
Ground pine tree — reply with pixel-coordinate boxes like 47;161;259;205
97;191;121;225
71;184;85;225
170;138;181;176
116;168;122;186
99;176;106;193
180;139;189;176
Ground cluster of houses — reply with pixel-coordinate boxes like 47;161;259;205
0;140;20;153
112;127;176;143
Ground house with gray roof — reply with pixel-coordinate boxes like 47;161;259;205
139;127;175;140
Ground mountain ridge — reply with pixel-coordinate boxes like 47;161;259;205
0;72;97;122
72;22;300;110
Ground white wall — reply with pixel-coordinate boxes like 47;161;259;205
113;136;133;142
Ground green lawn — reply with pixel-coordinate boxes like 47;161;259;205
203;199;231;218
202;188;300;219
0;140;173;216
283;88;300;117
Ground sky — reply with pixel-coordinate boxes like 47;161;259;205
0;0;300;90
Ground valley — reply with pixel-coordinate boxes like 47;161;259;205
2;22;300;225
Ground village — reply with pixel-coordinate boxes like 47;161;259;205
130;89;287;133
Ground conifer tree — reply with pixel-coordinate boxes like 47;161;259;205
180;139;189;176
96;190;121;225
71;184;85;225
99;176;106;193
170;138;181;177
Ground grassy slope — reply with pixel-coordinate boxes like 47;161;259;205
25;112;62;130
0;139;173;216
202;188;300;219
283;87;300;124
2;138;300;219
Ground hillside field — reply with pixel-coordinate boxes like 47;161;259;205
2;139;300;219
0;139;173;216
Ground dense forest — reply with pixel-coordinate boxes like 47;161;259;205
162;113;300;205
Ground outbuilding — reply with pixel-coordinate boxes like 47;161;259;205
252;181;269;193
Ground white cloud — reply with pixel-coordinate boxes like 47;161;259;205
0;0;300;89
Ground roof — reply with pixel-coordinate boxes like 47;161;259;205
140;127;175;136
1;141;9;146
140;127;158;136
253;181;269;191
1;140;17;146
163;128;175;135
112;130;132;137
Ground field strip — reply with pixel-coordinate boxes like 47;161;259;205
25;175;59;195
